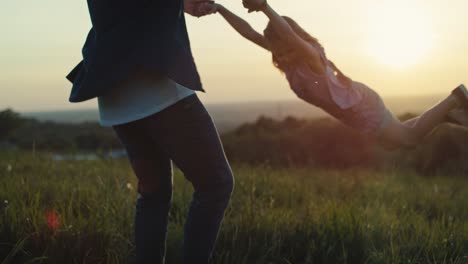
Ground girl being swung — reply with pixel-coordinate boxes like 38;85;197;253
211;0;468;149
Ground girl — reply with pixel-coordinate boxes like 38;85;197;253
213;0;468;149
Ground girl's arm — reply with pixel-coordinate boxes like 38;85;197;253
216;4;270;51
249;0;324;73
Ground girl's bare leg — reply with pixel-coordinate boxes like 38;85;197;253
447;109;468;126
402;116;419;127
380;94;461;148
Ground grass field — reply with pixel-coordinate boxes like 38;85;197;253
0;151;467;264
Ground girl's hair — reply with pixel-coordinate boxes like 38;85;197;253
264;16;323;71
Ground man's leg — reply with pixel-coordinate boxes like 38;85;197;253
113;121;173;264
141;94;234;264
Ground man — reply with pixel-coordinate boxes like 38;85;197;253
66;1;233;263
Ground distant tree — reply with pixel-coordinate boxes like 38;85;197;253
0;109;24;141
222;116;378;168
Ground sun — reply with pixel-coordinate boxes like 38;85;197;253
365;1;434;68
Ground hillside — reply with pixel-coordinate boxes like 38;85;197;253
22;94;443;133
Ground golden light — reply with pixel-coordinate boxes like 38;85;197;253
365;1;434;68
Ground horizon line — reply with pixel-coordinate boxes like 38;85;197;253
10;92;446;114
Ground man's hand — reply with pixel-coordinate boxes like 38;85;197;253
185;0;217;18
242;0;267;13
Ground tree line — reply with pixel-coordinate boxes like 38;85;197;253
1;108;467;172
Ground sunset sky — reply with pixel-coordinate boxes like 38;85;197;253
1;0;467;111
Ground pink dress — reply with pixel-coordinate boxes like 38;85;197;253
284;43;394;136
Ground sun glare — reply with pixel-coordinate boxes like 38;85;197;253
365;1;434;68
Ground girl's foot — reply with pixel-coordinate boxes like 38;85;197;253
447;109;468;127
451;84;468;109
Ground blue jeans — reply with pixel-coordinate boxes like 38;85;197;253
113;94;234;264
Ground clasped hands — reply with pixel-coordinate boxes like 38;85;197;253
184;0;267;17
242;0;267;13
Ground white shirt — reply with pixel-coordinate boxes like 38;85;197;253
97;76;195;127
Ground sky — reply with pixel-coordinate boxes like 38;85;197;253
1;0;467;111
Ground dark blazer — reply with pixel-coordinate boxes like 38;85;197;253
66;0;203;103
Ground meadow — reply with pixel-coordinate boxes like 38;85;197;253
0;151;467;264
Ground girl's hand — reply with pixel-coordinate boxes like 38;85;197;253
198;2;218;15
242;0;267;13
185;0;217;17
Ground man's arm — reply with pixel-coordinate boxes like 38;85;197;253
216;4;269;51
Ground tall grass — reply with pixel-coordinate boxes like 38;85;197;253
0;151;467;263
